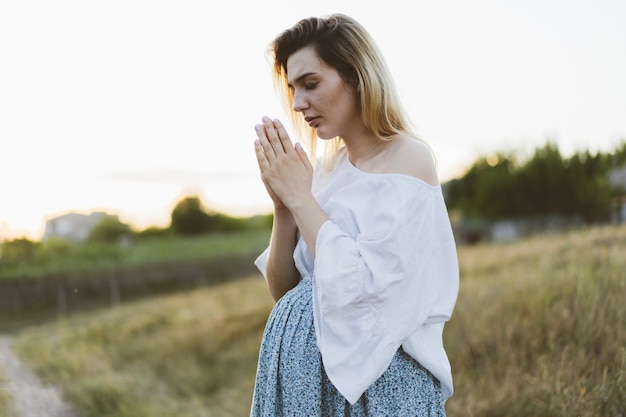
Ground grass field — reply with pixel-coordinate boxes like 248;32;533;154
0;230;270;282
445;224;625;416
0;367;18;417
7;224;626;416
12;276;274;417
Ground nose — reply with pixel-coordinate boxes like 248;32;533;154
292;90;308;113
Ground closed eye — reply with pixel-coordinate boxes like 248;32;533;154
288;72;318;91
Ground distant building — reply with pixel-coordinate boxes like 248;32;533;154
43;211;115;242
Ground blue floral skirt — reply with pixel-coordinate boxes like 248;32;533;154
250;277;446;416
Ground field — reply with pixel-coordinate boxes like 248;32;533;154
0;231;270;328
0;230;271;283
445;224;625;416
0;367;18;417
4;224;626;416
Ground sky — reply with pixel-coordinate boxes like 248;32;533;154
1;0;625;241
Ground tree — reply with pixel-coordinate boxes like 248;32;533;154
445;141;617;225
515;142;568;217
88;215;133;244
170;196;212;235
445;152;520;219
0;237;38;263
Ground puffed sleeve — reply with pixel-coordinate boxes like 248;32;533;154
254;246;269;277
311;179;458;404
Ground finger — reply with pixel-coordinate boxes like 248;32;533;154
295;142;313;171
272;118;294;153
262;116;285;154
255;124;277;161
254;139;271;171
255;140;282;203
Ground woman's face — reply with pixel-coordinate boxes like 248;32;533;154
286;45;361;140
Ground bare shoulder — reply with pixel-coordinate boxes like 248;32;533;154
384;135;438;186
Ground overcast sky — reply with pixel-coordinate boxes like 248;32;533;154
1;0;625;240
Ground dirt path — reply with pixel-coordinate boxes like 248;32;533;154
0;335;80;417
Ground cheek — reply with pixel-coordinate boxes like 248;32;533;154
324;78;354;107
333;92;358;119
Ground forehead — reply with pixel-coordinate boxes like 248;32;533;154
286;45;332;84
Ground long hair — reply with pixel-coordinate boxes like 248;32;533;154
268;14;417;166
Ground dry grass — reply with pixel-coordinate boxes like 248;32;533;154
0;368;19;417
13;275;275;417
10;224;626;416
445;224;626;416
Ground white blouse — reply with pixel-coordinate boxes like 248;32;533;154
255;147;459;405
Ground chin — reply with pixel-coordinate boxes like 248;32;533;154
316;129;336;140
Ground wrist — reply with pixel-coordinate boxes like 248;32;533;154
285;193;315;213
273;206;296;226
273;205;293;216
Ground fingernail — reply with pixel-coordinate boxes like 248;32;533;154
273;118;281;125
295;142;302;150
255;124;261;131
262;116;270;122
254;139;261;146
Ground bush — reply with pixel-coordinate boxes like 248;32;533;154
88;216;133;244
170;196;212;235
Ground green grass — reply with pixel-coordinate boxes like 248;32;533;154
0;230;270;282
9;224;626;416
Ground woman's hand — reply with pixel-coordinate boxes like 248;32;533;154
254;116;313;212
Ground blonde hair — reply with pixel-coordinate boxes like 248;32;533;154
268;14;417;167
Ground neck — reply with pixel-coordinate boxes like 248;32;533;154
343;130;388;168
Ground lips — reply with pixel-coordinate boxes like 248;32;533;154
305;116;320;127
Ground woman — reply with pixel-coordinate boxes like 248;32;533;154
252;14;459;416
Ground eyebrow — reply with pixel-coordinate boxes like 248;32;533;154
287;72;316;88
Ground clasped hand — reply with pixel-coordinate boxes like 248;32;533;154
254;116;314;211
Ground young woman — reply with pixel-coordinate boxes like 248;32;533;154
252;14;459;416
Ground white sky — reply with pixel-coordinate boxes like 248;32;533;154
1;0;625;240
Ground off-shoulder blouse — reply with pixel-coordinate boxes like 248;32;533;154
255;147;459;405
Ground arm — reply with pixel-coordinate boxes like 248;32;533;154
264;207;300;301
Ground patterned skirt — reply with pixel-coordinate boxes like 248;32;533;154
250;277;446;416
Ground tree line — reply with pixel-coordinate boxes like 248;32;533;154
73;195;272;243
0;196;272;266
3;139;626;258
444;140;626;234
